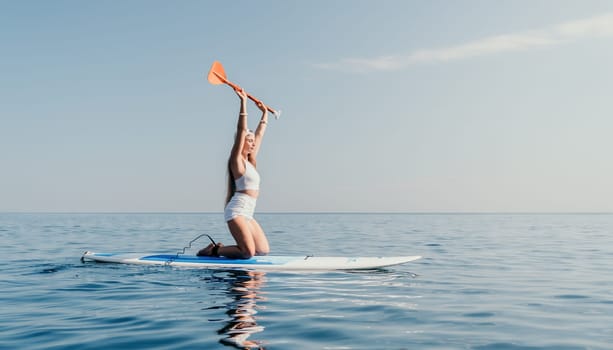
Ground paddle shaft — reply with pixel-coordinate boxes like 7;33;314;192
213;72;278;115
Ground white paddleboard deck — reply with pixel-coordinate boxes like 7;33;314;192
81;251;421;271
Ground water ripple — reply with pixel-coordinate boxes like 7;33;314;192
1;213;613;349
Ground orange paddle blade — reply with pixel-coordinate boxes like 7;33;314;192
206;60;281;118
207;61;227;85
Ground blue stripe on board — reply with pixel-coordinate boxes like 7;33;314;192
139;255;294;265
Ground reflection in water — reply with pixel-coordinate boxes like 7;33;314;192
211;270;267;349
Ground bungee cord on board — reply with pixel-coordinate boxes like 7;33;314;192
177;233;217;256
164;233;218;265
81;234;219;265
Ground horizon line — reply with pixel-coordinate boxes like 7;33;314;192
2;211;612;215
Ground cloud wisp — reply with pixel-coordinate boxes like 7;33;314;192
315;13;613;72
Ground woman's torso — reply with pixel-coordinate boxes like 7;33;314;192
234;159;260;198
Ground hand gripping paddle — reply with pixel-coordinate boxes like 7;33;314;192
207;61;281;119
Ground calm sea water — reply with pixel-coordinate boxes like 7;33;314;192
1;213;612;349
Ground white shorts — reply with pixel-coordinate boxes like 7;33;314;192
224;192;257;222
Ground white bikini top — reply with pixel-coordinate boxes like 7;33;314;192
235;159;260;191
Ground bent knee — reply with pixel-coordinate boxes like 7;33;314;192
256;248;270;256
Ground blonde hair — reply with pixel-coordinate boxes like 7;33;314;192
225;154;256;205
225;157;236;205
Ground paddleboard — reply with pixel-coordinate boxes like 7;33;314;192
81;251;421;271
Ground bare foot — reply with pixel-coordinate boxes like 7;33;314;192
197;243;223;257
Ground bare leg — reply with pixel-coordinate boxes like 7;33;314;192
215;216;258;259
197;216;269;259
248;219;269;256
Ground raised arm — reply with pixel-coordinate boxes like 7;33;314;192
251;101;268;159
229;88;249;175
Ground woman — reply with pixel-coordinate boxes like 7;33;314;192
198;88;270;259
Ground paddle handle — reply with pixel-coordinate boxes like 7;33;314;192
213;72;280;117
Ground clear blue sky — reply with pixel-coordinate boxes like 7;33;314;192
2;1;612;212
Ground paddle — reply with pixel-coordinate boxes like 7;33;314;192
207;61;281;119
